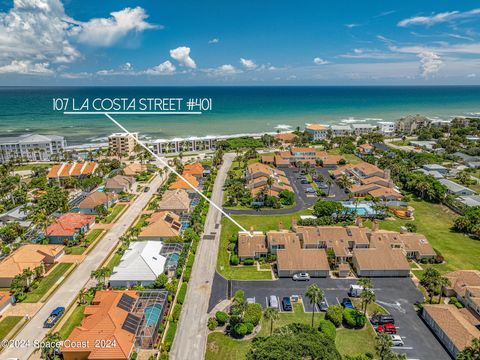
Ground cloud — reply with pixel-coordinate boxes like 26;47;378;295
418;51;442;77
60;72;92;79
0;60;53;75
340;49;403;60
313;57;329;65
170;46;196;69
345;23;360;28
208;38;219;44
240;58;257;70
467;73;476;78
121;62;133;71
206;64;241;76
398;8;480;27
144;61;176;75
390;43;480;55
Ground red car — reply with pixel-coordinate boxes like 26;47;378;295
376;323;397;334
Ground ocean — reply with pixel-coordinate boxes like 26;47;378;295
0;86;480;145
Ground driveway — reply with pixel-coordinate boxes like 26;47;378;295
209;275;450;360
314;167;349;201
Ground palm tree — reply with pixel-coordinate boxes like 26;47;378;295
420;267;442;303
337;174;351;190
264;307;279;335
436;275;450;304
39;332;61;359
305;283;324;327
78;288;88;305
360;289;376;315
327;179;333;197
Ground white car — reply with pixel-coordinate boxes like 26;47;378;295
269;295;279;309
390;334;404;346
292;273;310;281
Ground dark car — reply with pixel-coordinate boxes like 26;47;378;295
144;186;150;192
282;297;292;311
341;298;354;309
44;306;65;328
370;314;395;325
300;179;310;184
318;300;328;312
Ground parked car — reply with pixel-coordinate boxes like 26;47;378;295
292;273;310;281
341;298;354;309
300;179;310;184
43;306;65;328
269;295;279;309
348;284;364;297
376;323;397;334
305;187;316;194
282;297;292;311
318;299;328;311
370;314;395;325
247;297;256;304
390;334;404;346
144;186;150;192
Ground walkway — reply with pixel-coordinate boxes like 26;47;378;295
170;154;234;360
2;175;164;360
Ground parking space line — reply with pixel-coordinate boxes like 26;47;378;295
336;297;340;305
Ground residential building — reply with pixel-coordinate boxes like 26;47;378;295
357;143;374;154
47;161;98;181
105;175;135;193
330;125;352;136
272;147;342;167
148;135;224;155
46;212;96;244
245;162;293;198
123;163;148;176
352;248;411;277
108;132;138;156
109;241;183;288
138;211;182;241
0;133;66;163
274;132;298;143
378;121;395;135
0;244;64;287
438;179;476;196
452;152;480;164
237;232;268;261
77;192;118;215
62;289;169;359
443;270;480;316
417;168;445;179
157;189;190;214
422;304;480;358
0;292;14;313
305;124;329;140
169;174;199;191
410;140;437;151
458;195;480;208
395;114;431;134
351;124;376;135
422;164;449;176
0;204;29;225
182;162;204;179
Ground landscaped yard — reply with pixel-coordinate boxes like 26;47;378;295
102;204;127;224
65;229;104;255
104;252;122;272
24;263;73;303
327;148;362;165
58;292;94;340
217;210;310;280
205;303;377;359
367;199;480;273
0;316;23;340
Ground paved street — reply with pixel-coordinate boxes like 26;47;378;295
210;275;451;360
170;153;235;360
2;174;164;360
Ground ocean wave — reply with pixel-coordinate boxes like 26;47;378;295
88;136;108;142
340;117;383;124
274;124;292;130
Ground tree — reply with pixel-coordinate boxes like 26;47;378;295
375;332;407;360
420;267;449;304
78;288;88;305
263;307;279;335
313;200;344;218
152;273;168;288
336;174;352;190
39;331;62;359
306;283;324;327
91;267;112;288
457;338;480;359
360;289;376;315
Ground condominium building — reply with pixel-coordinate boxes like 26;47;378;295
108;132;138;156
0;133;66;163
148;135;222;155
378;121;395;135
330;125;352;136
305;124;329;140
351;124;377;135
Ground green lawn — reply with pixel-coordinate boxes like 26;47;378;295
217;210;310;280
327;148;362;165
366;199;480;273
14;163;52;171
65;229;104;255
24;263;73;303
205;303;377;359
57;293;94;340
104;253;122;272
0;316;23;340
102;204;127;224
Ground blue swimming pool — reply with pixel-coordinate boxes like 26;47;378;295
144;304;163;326
342;202;376;216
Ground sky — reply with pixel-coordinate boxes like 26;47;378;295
1;0;480;85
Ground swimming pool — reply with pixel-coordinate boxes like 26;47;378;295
144;304;163;327
342;202;376;216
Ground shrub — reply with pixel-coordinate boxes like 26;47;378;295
227;242;236;251
326;305;343;327
229;315;243;327
243;303;262;326
318;319;336;339
163;322;177;352
207;317;218;330
449;297;464;309
172;304;182;322
233;323;248;337
245;322;254;334
215;311;229;325
343;308;366;329
243;258;254;265
176;283;187;305
183;267;192;282
230;254;239;265
186;254;195;268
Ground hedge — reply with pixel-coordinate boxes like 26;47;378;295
215;311;229;325
318;319;336;339
172;304;182;323
177;282;187;305
230;254;239;265
243;303;262;326
183;267;192;282
243;258;254;265
343;308;366;329
163;322;177;351
325;305;343;327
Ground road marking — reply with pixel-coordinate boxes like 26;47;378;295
104;112;250;235
336;297;340;305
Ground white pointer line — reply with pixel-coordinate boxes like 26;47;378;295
104;112;251;236
64;111;202;115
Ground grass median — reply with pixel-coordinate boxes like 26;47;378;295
102;203;127;224
23;263;73;303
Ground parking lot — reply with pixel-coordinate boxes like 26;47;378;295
210;275;451;360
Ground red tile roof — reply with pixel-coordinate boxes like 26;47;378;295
46;212;96;237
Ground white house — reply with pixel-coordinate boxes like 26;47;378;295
305;124;329;140
378;121;395;135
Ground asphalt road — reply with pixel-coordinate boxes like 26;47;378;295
210;275;451;360
170;153;235;360
2;174;165;360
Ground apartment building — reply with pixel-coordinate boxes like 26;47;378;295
245;162;293;198
148;135;222;155
0;133;66;163
352;124;377;135
305;124;329;140
443;270;480;316
378;121;395;135
108;132;138;156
